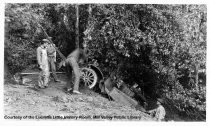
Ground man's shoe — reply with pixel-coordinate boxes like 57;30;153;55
67;88;72;92
64;88;72;94
54;80;61;83
73;90;82;95
44;86;48;88
38;86;45;89
41;86;46;89
34;85;41;89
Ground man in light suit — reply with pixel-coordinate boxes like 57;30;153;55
148;98;166;121
36;39;50;88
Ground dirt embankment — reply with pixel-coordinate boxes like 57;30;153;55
4;74;154;121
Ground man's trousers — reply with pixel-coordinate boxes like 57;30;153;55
38;65;50;87
65;57;80;91
48;56;58;81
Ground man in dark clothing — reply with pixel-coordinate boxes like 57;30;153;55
60;48;87;94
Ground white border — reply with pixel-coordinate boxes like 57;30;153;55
0;1;209;126
1;0;210;4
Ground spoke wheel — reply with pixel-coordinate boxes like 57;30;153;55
81;68;98;89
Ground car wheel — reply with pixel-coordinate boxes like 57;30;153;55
80;67;98;89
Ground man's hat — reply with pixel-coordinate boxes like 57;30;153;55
42;39;50;43
157;98;164;104
48;37;52;39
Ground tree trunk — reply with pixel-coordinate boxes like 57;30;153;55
194;63;199;92
4;60;9;76
76;4;79;48
4;59;11;78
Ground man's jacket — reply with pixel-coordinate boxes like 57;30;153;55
37;45;49;70
67;48;87;62
46;43;56;61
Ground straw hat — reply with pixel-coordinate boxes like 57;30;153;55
42;39;50;43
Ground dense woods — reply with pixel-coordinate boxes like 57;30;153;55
5;4;206;121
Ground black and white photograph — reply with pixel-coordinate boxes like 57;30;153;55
3;1;207;124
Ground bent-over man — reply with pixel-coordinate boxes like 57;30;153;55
60;48;87;94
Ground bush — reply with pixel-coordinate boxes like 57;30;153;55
164;82;206;120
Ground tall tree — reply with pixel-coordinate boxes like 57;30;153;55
76;4;79;48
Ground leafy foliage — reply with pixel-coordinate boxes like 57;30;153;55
84;4;206;120
5;4;44;73
5;3;79;73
